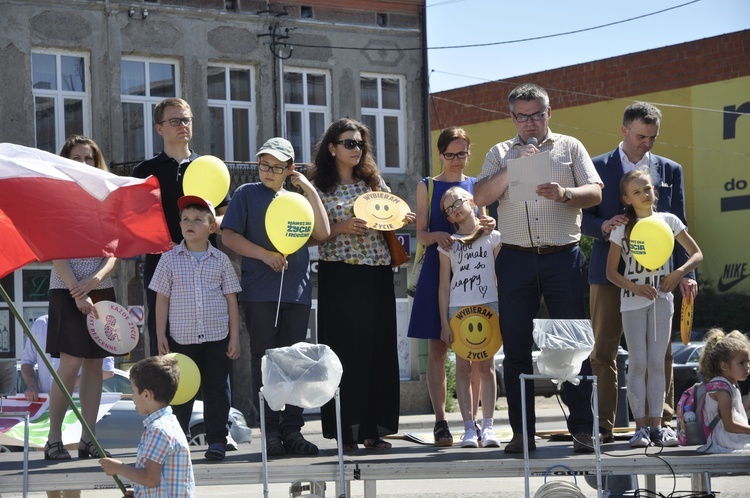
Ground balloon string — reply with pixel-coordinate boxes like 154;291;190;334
274;267;285;327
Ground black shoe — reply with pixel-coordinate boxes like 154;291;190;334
601;430;615;444
504;433;535;454
266;432;285;457
78;440;111;459
573;432;595;453
204;443;226;461
44;441;71;460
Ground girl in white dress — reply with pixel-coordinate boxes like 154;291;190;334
698;328;750;454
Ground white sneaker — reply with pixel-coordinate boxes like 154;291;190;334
660;426;679;447
461;427;479;448
629;426;651;448
481;427;500;448
226;434;238;451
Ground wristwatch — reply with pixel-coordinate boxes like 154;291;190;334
562;188;572;203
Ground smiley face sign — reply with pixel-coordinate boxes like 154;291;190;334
353;191;410;231
450;305;502;361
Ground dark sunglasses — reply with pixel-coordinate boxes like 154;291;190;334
334;139;365;150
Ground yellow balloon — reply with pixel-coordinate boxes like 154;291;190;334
449;305;502;362
165;352;201;405
265;192;315;255
630;216;674;271
182;155;230;207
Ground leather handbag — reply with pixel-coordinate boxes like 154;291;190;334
406;177;433;297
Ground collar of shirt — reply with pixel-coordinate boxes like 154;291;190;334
143;405;172;428
175;239;218;259
618;143;650;173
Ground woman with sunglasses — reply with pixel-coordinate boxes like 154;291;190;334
310;118;414;451
407;127;495;447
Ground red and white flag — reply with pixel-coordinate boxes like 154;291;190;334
0;143;172;278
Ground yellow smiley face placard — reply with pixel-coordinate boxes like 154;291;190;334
450;305;502;362
680;293;694;346
353;192;410;231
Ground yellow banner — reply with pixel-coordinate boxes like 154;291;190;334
692;77;750;294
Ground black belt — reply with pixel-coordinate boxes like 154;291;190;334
503;241;578;255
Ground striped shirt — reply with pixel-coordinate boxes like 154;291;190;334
136;406;194;498
149;241;241;345
478;130;602;247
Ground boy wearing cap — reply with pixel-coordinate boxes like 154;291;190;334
149;195;241;462
222;138;330;456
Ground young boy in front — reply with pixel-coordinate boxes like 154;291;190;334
221;137;330;457
149;195;242;461
100;355;195;497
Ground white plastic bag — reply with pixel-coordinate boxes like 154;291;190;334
260;342;343;411
533;319;594;386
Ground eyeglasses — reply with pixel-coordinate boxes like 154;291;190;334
511;110;547;123
441;151;469;161
258;162;289;174
444;198;467;216
334;139;365;150
160;117;194;127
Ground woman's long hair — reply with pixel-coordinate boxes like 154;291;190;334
620;169;657;244
310;118;380;193
59;135;108;171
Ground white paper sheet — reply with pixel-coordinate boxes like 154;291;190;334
507;151;552;203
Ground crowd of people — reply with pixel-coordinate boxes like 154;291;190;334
26;85;750;497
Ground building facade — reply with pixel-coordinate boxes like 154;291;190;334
0;0;430;418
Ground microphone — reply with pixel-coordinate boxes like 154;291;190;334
527;137;538;147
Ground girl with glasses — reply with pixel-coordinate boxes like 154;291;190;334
406;127;496;447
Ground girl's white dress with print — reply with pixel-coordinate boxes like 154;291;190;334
699;376;750;454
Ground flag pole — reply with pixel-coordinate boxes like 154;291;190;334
0;283;127;495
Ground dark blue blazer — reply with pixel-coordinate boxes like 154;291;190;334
582;148;693;285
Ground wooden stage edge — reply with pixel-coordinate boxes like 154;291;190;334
1;440;749;494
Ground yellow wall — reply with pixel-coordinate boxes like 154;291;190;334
431;77;750;293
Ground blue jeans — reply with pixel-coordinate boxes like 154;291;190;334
168;336;231;445
496;245;594;436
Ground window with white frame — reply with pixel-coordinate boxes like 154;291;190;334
120;58;179;162
31;51;90;154
284;69;330;163
207;65;255;162
360;74;405;173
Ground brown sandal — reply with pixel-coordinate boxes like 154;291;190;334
363;438;391;450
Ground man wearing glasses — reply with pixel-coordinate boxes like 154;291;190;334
132;98;230;357
473;83;603;454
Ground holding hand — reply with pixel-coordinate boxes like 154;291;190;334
478;214;496;234
69;276;100;300
75;295;97;318
602;214;629;235
630;283;658;300
99;457;122;476
434;232;455;252
263;250;288;272
341;216;369;236
535;182;565;202
679;277;698;299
